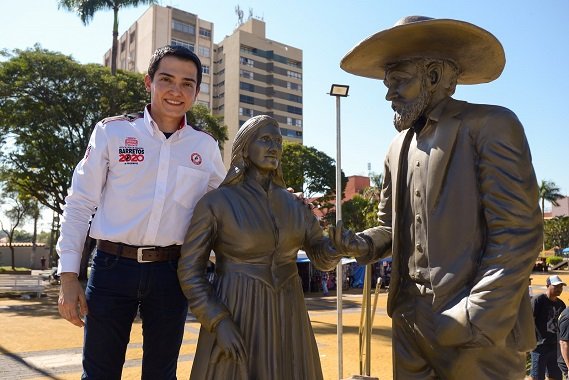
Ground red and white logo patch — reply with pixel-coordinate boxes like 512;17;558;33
191;153;202;165
125;137;138;146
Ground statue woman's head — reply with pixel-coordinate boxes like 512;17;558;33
221;115;286;187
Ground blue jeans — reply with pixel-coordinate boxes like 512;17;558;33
82;250;188;380
531;344;562;380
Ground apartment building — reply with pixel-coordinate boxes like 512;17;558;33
104;6;303;165
103;5;214;108
212;18;303;163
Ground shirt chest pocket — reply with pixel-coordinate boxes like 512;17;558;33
173;166;209;209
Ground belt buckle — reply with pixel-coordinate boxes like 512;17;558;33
137;247;155;263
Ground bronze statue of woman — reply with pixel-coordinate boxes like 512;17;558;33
178;115;343;379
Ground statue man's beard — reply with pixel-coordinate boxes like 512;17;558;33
392;87;430;131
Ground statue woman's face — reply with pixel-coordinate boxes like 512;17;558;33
245;123;283;173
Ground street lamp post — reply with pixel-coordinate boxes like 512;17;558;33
329;84;349;379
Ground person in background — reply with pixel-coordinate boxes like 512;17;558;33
557;300;569;379
56;45;226;379
531;275;566;380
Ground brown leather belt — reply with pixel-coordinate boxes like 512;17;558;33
97;239;181;263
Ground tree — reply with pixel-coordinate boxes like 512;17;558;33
539;180;564;250
187;104;228;151
341;194;378;232
0;46;149;215
0;187;35;270
0;46;148;277
281;142;347;200
544;216;569;251
58;0;156;75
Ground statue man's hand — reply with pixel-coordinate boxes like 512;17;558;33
212;318;248;365
329;220;371;257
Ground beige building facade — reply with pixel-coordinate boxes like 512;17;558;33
212;18;303;163
103;6;303;166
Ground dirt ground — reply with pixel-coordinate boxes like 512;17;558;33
1;271;568;380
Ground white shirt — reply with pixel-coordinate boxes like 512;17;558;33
56;106;226;274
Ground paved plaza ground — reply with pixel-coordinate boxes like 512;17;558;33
1;271;568;380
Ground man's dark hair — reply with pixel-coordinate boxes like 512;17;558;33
147;45;203;87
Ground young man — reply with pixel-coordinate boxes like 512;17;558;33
333;16;542;379
531;275;566;380
56;45;226;379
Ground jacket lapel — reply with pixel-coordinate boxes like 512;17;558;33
426;100;462;214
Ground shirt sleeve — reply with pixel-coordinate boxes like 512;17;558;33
207;141;226;192
56;122;109;274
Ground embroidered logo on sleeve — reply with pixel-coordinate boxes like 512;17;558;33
84;145;93;161
191;153;202;165
118;137;145;164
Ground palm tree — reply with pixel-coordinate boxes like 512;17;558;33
539;179;564;250
58;0;156;75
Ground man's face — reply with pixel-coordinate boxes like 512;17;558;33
549;284;564;298
383;60;430;131
144;55;200;123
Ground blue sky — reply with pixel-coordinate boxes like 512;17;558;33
1;0;568;224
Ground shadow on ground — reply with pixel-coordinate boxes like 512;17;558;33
0;344;64;380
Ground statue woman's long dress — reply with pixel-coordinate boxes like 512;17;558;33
178;115;341;380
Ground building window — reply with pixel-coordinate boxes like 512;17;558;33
240;69;254;79
240;82;255;92
200;83;210;93
287;82;302;91
287;105;302;115
240;95;255;104
287;70;302;80
129;31;135;43
198;45;210;58
172;20;195;35
287;94;302;103
199;27;211;39
171;39;194;52
240;56;254;67
286;117;302;127
239;107;254;117
202;65;210;75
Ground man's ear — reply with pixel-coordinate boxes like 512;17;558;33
426;62;443;89
144;74;152;92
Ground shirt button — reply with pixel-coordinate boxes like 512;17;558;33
415;190;420;197
415;243;423;252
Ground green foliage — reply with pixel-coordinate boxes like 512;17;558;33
12;230;33;243
281;142;346;199
187;104;228;151
544;216;569;251
540;180;564;208
341;194;379;231
546;256;564;267
0;46;149;214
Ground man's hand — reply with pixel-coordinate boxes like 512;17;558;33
287;187;314;209
329;220;371;257
58;272;88;327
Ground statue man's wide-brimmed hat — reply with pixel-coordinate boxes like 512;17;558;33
340;16;505;84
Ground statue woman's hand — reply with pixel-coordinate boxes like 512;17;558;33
329;220;372;257
212;318;248;364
